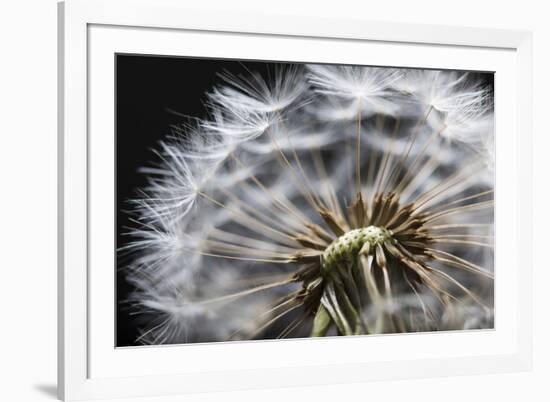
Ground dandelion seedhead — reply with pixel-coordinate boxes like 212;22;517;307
123;63;494;344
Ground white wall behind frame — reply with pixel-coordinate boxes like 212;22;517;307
0;0;546;401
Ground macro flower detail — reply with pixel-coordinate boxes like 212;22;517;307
122;62;494;345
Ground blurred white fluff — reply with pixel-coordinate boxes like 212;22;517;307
441;300;494;330
479;130;495;186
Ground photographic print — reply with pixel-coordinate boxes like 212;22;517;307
116;55;494;347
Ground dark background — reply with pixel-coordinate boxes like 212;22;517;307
116;54;494;347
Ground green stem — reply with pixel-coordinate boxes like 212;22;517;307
311;303;332;337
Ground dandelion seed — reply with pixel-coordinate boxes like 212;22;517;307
394;70;494;148
307;65;402;118
209;66;309;114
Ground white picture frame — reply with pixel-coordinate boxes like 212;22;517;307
58;0;533;400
